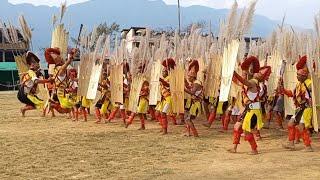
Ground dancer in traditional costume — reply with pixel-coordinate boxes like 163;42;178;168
45;78;56;117
65;68;78;120
18;52;50;117
76;96;92;122
124;62;150;129
94;60;112;123
265;78;285;129
95;72;111;123
229;56;271;155
221;97;241;132
125;80;150;130
254;78;268;140
282;55;314;152
155;58;175;135
184;60;203;137
45;47;77;114
221;79;244;132
240;56;263;139
202;96;219;128
107;61;130;124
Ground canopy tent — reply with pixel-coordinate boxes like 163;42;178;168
0;62;17;71
0;62;19;91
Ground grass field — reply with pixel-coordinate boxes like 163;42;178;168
1;91;320;180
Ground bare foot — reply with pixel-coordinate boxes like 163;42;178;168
302;146;313;152
248;150;259;155
162;130;168;135
21;108;26;117
282;142;296;150
202;123;211;128
227;148;237;153
138;126;145;130
219;129;226;133
125;123;130;128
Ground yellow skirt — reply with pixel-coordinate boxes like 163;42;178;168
217;102;224;115
81;97;92;108
100;100;112;114
137;97;149;114
56;88;75;109
185;98;192;109
189;101;202;117
242;109;264;132
112;97;129;108
155;101;162;111
209;96;215;104
156;96;172;114
58;95;75;109
302;107;313;128
27;94;44;109
68;94;77;105
124;97;129;108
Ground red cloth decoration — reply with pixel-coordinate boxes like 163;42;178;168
45;48;61;64
162;58;176;70
259;66;272;81
241;56;260;73
296;55;307;70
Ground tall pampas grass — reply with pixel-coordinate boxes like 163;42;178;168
270;30;277;52
141;28;151;62
59;1;67;23
279;14;286;32
52;14;58;27
51;24;69;58
241;0;257;35
217;19;225;53
89;26;97;49
236;8;246;38
224;1;238;42
314;12;320;37
173;30;181;61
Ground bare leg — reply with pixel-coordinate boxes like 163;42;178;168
21;105;35;117
51;108;56;118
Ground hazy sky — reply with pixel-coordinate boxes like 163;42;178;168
8;0;320;28
8;0;89;6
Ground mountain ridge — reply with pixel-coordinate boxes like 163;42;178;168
0;0;277;51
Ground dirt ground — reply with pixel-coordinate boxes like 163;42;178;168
1;91;320;180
